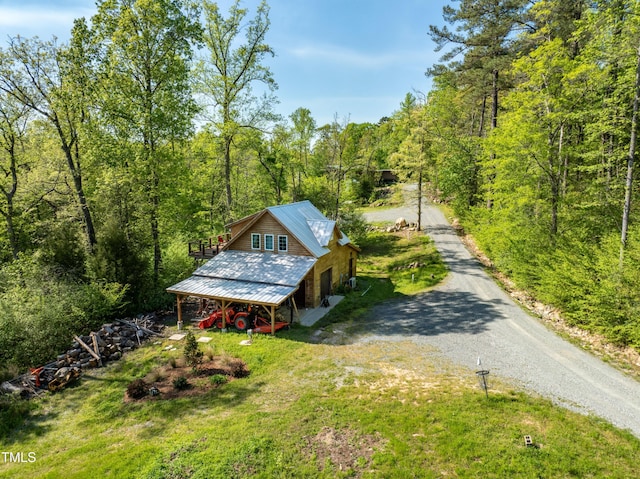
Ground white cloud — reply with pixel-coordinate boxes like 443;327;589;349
289;43;403;69
0;6;94;39
0;8;70;26
288;42;438;73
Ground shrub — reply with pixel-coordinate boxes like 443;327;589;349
126;379;149;399
0;394;33;437
0;258;127;371
210;374;228;386
221;356;250;378
144;369;165;384
173;375;190;391
204;345;215;360
183;331;203;373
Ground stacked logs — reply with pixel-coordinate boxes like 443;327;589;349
1;315;165;397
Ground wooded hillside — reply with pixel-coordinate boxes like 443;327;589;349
1;0;639;372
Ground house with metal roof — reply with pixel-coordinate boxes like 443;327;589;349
167;201;359;333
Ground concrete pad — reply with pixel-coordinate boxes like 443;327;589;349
168;333;186;341
197;336;213;343
298;295;344;326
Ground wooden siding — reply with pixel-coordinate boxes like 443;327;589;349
303;273;314;308
226;208;357;308
229;215;257;238
309;239;357;307
229;214;312;257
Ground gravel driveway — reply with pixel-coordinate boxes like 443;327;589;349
359;187;640;438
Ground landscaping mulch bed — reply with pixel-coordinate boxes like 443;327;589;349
124;356;249;402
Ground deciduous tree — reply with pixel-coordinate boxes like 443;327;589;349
289;107;316;201
197;0;278;222
92;0;201;283
0;37;98;251
0;93;30;260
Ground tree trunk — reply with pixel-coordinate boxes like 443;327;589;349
550;175;559;237
1;137;20;259
223;135;233;222
60;139;97;253
334;159;343;221
476;94;487;137
492;69;499;130
484;70;500;210
151;173;161;285
417;164;423;231
620;43;640;266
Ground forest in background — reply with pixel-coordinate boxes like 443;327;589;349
1;0;639;372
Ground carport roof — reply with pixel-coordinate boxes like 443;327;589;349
166;250;316;306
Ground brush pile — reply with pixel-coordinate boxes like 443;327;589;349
1;314;165;397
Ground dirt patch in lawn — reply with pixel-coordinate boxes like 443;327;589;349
304;426;386;477
124;356;249;402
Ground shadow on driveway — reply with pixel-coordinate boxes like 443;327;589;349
346;289;509;340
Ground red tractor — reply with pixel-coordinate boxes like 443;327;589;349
245;306;290;334
198;305;250;331
198;304;289;333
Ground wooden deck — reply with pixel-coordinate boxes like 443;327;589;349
188;236;227;260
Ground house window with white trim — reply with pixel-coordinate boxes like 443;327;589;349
251;233;260;250
264;234;274;251
278;235;288;252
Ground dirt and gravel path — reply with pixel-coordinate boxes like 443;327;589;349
358;187;640;438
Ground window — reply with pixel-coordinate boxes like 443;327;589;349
264;234;274;251
278;235;288;252
251;233;260;250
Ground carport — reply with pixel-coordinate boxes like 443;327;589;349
166;250;317;334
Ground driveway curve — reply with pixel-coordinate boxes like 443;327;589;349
360;188;640;438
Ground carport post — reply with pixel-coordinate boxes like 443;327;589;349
221;299;227;330
291;296;299;320
270;305;275;335
176;295;183;330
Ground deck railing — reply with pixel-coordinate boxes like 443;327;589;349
188;235;228;259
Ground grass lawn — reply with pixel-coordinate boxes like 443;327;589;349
1;229;639;478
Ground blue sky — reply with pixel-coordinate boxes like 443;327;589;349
0;0;450;126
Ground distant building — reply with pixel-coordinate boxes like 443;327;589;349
376;169;398;186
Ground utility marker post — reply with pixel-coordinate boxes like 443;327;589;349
475;357;490;398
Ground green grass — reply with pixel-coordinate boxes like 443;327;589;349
1;335;638;478
1;230;639;478
358;230;447;295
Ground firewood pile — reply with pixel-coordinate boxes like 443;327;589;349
1;314;165;398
